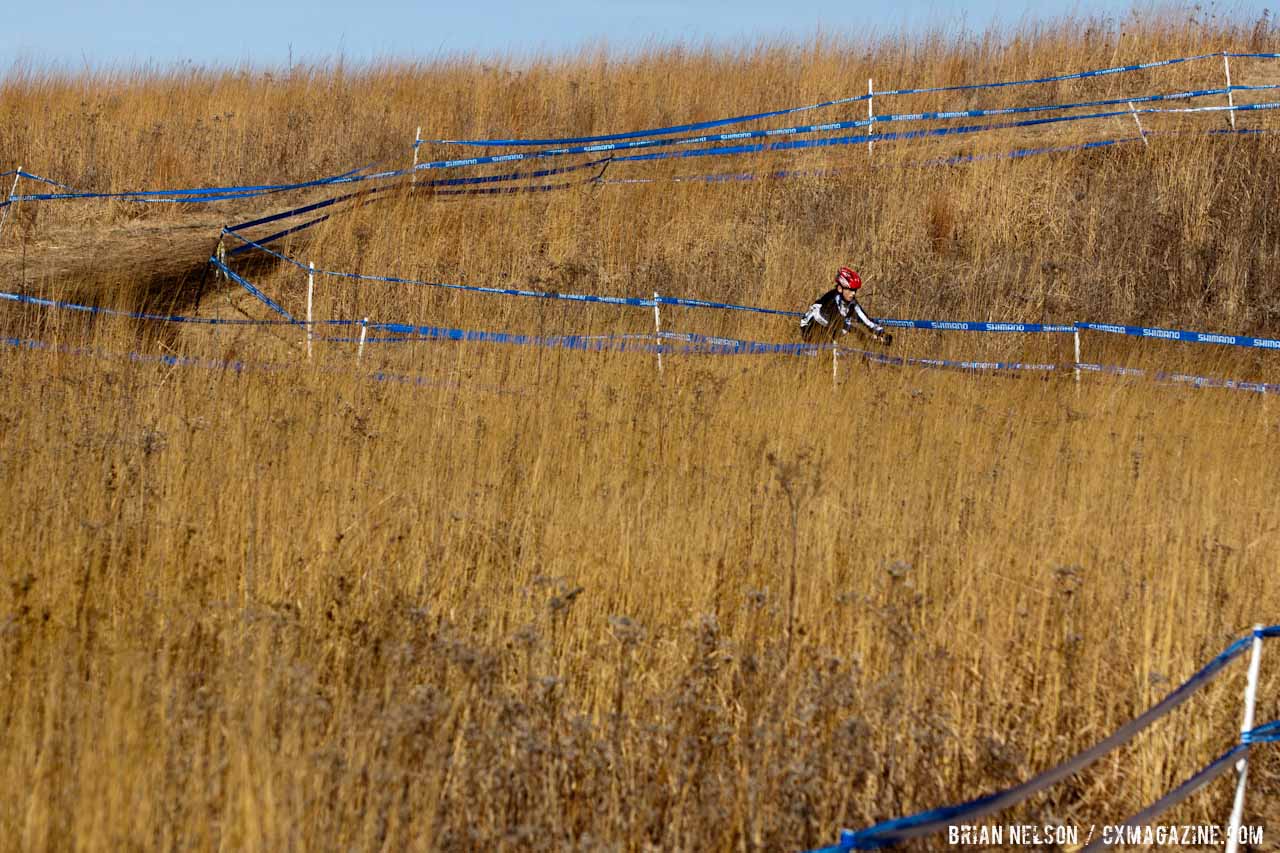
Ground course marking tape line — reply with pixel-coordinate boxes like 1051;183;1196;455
813;628;1277;851
432;52;1251;147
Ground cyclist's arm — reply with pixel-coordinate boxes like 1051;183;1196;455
849;298;884;334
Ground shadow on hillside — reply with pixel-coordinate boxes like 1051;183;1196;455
0;222;308;347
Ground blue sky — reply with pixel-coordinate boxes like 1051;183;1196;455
2;1;1270;68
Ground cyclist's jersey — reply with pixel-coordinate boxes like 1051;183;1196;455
799;289;883;342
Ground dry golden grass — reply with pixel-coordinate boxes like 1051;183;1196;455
2;11;1280;852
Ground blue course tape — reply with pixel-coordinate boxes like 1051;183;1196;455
606;121;1268;188
817;632;1258;851
428;82;1256;169
1077;321;1280;351
223;158;608;238
221;230;311;268
2;335;255;373
1153;371;1280;394
15;188;272;205
208;258;296;321
1078;744;1248;853
355;324;1134;386
433;181;575;197
435;52;1240;147
232;212;335;255
827;338;1058;374
228;185;387;234
864;350;1057;373
626;165;836;185
610;101;1280;167
656;294;802;317
8;276;1278;397
361;322;1219;393
0;335;531;397
1077;362;1148;378
415;95;1280;172
603;135;1143;187
1081;711;1280;853
926;135;1142;166
1077;361;1280;394
0;288;299;326
15;154;601;210
434;93;874;147
881;319;1074;333
366;320;829;355
424;157;610;187
867;84;1277;129
875;51;1225;97
11;170;79;191
12;162;387;205
1244;719;1280;744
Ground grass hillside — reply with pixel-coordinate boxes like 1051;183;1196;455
2;12;1279;852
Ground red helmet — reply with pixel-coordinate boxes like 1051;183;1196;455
836;266;862;290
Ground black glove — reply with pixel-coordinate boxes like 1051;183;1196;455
880;331;893;347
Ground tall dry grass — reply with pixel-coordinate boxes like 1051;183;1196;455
2;11;1280;852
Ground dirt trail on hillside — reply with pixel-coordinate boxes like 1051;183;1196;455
0;201;313;317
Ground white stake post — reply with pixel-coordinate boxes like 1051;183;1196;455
1225;624;1264;853
1224;54;1237;132
357;317;368;361
0;166;21;246
1128;102;1149;147
306;262;315;361
867;79;875;156
652;291;664;374
411;126;421;187
832;344;838;387
216;235;226;281
1073;329;1082;385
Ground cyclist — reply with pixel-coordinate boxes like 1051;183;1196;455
799;266;892;345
